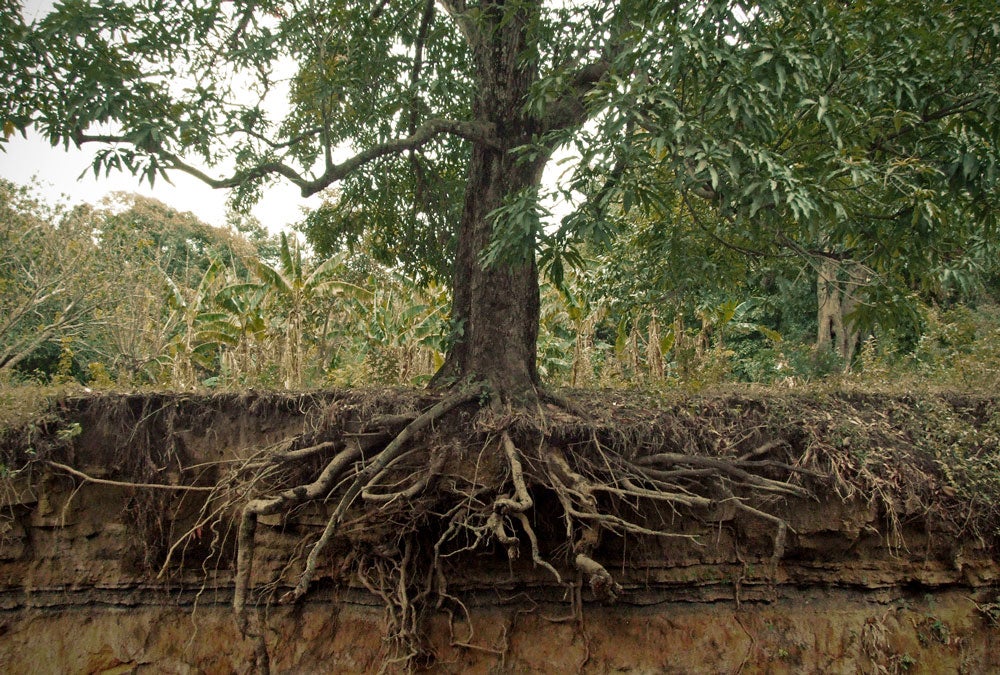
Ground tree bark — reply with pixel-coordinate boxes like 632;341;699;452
431;0;546;399
816;258;864;365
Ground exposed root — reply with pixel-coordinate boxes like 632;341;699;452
46;461;216;492
514;510;561;583
280;388;480;606
733;502;790;563
362;449;447;503
635;452;810;498
496;432;532;513
39;387;822;667
247;609;270;675
234;442;362;631
5;387;996;673
574;553;622;602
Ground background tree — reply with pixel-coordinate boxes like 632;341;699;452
86;194;265;384
0;179;105;379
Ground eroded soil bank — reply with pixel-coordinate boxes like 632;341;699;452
4;590;999;673
1;389;998;673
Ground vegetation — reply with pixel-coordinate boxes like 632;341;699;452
1;178;998;393
2;0;1000;671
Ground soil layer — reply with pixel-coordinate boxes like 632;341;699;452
1;389;998;672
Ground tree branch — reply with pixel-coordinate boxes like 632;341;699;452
870;95;984;154
539;59;613;136
681;192;773;259
76;118;497;197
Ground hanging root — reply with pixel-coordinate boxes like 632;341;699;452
356;538;433;670
279;388;479;606
246;609;270;675
574;553;621;602
733;502;790;563
218;387;820;663
234;441;362;632
487;432;563;582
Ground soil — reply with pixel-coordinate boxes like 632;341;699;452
1;388;998;673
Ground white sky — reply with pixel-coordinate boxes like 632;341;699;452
0;134;319;232
3;0;318;232
4;0;577;234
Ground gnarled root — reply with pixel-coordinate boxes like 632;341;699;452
574;553;622;602
488;432;562;582
280;388;479;606
220;388;819;666
234;441;362;632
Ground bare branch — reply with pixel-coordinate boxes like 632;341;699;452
76;118;497;198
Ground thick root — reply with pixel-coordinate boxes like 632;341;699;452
281;388;480;604
234;442;361;631
213;388;818;663
575;553;622;602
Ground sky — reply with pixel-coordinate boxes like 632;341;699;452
3;0;577;234
0;134;320;232
2;0;320;233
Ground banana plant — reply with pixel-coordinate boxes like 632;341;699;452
356;273;448;384
213;281;268;385
254;233;350;389
158;258;238;387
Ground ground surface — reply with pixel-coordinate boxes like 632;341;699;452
1;388;998;672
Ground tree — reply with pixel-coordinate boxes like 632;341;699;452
552;0;1000;367
8;4;1000;668
8;0;1000;398
0;179;105;379
99;193;257;286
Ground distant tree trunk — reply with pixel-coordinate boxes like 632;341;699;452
646;312;664;380
816;258;864;365
431;1;545;400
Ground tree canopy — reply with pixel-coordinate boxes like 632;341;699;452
5;0;999;396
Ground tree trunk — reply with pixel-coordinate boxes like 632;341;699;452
816;258;864;365
431;1;546;400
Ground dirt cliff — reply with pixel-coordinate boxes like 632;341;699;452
1;390;998;673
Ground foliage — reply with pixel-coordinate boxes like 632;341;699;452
6;0;998;395
0;179;107;379
6;5;1000;661
855;302;1000;391
548;0;1000;359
